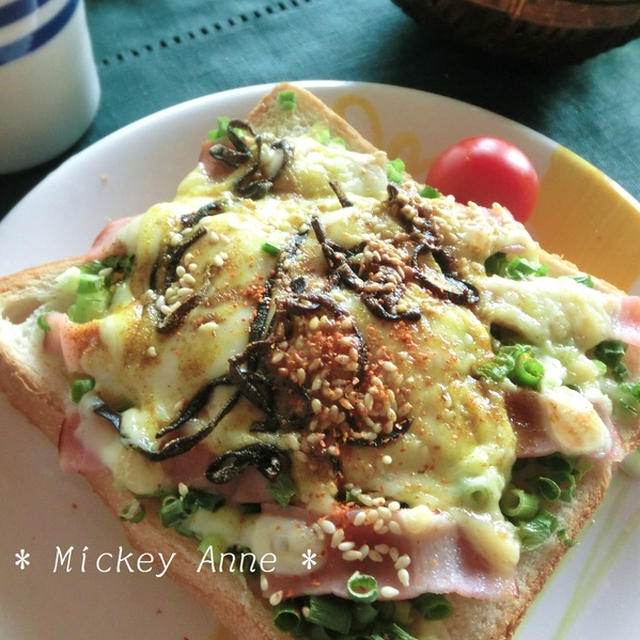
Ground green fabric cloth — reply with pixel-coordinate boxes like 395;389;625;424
1;0;638;215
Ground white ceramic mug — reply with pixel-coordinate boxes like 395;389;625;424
0;0;100;174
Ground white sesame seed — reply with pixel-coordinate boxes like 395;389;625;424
209;231;220;243
395;554;411;570
338;541;355;552
389;547;399;562
358;493;374;507
311;398;322;414
269;591;284;606
342;550;363;561
302;606;311;619
271;351;284;364
320;519;336;535
389;521;402;535
397;569;410;587
374;544;389;554
188;262;198;273
388;501;401;512
176;265;186;277
381;360;397;372
382;455;393;465
365;509;379;525
369;551;384;563
309;316;320;331
181;273;196;286
354;511;367;527
260;575;269;591
359;544;370;558
220;233;230;244
178;482;188;497
213;254;225;267
377;506;392;521
331;529;345;548
380;586;400;599
177;287;193;297
146;346;157;357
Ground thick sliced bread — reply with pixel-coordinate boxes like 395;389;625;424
0;82;636;640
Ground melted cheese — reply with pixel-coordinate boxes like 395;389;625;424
54;129;623;585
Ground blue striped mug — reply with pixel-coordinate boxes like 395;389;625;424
0;0;100;173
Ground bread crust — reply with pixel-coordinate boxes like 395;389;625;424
0;83;635;640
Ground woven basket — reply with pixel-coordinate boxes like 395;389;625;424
392;0;640;62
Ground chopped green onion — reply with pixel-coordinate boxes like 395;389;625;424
420;185;441;199
261;241;281;256
517;509;558;549
476;344;544;389
389;622;420;640
387;158;406;184
484;252;548;280
461;478;491;511
197;533;226;559
269;471;296;506
160;495;185;527
570;274;594;288
119;498;145;523
37;313;51;331
208;116;231;140
311;125;331;144
375;601;396;621
160;488;224;533
183;488;225;513
347;572;378;604
411;593;452;620
476;344;531;383
500;486;539;520
272;600;303;632
594;339;628;382
510;354;545;389
68;272;111;323
353;603;378;627
330;136;346;147
557;528;576;547
535;476;561;501
538;453;575;474
484;252;509;277
307;596;352;634
277;90;296;111
71;377;95;403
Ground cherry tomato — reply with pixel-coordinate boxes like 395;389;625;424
426;136;539;223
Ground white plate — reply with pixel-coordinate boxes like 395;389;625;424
1;81;638;640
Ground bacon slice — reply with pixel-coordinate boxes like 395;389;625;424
611;296;640;348
199;139;235;181
58;413;105;473
43;312;98;373
85;217;133;261
162;446;275;503
506;387;619;460
262;507;516;601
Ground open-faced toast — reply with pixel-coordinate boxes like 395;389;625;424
1;83;639;640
